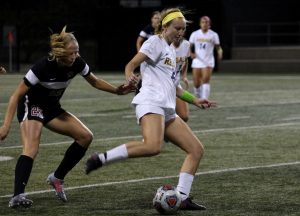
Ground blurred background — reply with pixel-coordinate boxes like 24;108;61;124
0;0;299;73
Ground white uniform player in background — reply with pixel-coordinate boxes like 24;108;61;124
189;16;223;99
173;37;190;122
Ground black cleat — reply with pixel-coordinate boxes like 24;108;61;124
180;197;206;211
85;153;102;174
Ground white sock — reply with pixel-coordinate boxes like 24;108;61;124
176;172;194;200
98;144;128;165
201;83;210;99
198;86;202;98
194;86;202;98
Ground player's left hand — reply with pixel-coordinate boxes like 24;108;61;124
193;98;217;109
182;77;189;90
115;83;136;95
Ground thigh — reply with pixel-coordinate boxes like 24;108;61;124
165;117;203;154
20;119;43;158
192;68;202;86
201;67;213;83
45;112;93;145
140;113;165;146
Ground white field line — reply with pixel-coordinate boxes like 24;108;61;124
0;161;299;198
1;122;300;150
226;116;250;120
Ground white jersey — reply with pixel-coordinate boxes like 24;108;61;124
189;29;220;68
172;39;190;86
132;35;177;109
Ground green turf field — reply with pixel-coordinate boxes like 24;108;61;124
0;73;300;216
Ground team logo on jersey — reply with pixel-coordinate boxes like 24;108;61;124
164;57;175;67
31;106;44;119
67;71;75;78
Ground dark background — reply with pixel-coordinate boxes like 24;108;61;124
0;0;299;71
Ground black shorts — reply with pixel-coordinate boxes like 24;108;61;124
17;96;66;125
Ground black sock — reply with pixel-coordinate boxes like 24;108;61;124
14;155;34;196
54;142;87;180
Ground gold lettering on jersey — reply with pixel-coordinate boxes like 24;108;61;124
176;57;186;64
164;57;175;67
196;38;213;43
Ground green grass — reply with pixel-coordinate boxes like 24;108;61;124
0;73;300;215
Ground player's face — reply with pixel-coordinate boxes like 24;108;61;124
166;18;186;44
151;14;161;28
59;41;79;67
200;19;210;31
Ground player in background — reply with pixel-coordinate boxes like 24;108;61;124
0;66;7;74
173;36;190;122
0;26;134;208
136;10;161;52
189;16;223;99
86;8;216;211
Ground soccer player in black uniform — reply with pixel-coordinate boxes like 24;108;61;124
0;26;134;208
136;10;161;52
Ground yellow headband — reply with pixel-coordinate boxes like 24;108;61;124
162;11;184;26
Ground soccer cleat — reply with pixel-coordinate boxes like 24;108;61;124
180;197;206;211
47;172;67;202
8;193;33;208
85;153;102;174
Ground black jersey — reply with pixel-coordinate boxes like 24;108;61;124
139;24;155;39
23;56;90;106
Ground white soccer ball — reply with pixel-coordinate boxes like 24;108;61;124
153;184;182;215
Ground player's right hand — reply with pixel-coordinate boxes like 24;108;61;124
126;73;139;86
0;125;9;141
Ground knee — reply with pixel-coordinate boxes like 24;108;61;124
77;130;93;147
191;142;204;160
143;141;162;156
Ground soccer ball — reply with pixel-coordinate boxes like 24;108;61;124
153;184;182;215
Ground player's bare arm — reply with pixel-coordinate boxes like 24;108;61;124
84;72;135;95
125;52;148;84
0;81;29;140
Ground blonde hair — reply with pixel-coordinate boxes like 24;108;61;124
48;26;78;61
156;8;187;34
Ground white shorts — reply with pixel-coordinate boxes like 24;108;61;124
191;58;215;68
134;104;177;124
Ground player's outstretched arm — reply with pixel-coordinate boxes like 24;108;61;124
176;86;216;109
84;72;135;95
0;81;29;141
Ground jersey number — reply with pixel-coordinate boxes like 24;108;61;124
199;43;206;49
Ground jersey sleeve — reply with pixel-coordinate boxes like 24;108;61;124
139;30;148;38
213;32;220;45
184;40;191;58
74;57;90;77
24;69;40;87
139;36;162;62
189;31;196;44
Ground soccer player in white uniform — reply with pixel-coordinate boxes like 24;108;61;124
189;16;223;99
173;37;190;122
86;8;216;211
